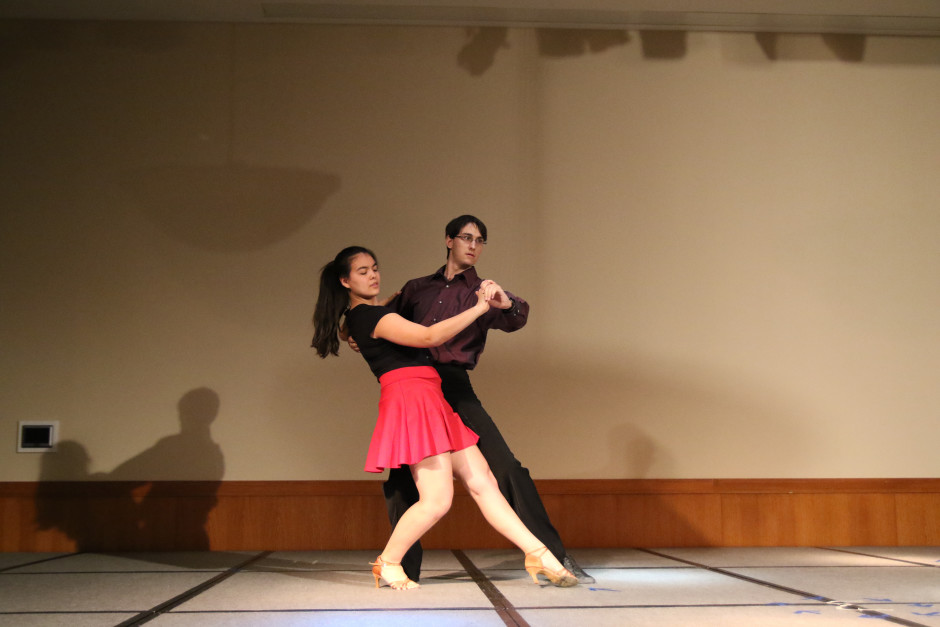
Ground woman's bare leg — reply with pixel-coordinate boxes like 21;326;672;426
450;446;568;575
375;453;454;586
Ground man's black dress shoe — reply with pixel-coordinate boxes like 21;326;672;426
563;554;595;584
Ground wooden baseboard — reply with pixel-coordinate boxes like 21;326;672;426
1;479;937;552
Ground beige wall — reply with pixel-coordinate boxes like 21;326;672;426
1;21;938;482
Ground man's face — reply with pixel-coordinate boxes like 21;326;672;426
446;222;485;269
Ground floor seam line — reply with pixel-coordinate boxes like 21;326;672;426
638;548;933;627
0;551;86;573
113;550;271;626
821;546;940;568
452;549;530;627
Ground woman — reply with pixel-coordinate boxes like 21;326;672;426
312;246;577;590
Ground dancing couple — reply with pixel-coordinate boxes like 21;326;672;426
312;217;591;590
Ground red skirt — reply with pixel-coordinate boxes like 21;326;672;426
364;366;479;473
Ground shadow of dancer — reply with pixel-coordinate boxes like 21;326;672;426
34;440;139;551
34;388;225;551
109;387;225;549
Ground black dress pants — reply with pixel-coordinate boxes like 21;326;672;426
383;363;567;581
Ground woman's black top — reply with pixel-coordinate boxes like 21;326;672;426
345;304;431;379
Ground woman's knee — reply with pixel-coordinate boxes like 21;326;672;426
419;493;453;520
463;468;499;498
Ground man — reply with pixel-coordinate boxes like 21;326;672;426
359;214;593;584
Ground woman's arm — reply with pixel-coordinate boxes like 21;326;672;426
373;290;489;348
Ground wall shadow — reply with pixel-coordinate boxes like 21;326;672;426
755;32;867;62
822;34;867;62
536;28;630;58
455;27;940;73
639;30;688;59
457;27;509;76
457;27;630;75
34;387;225;552
121;163;340;253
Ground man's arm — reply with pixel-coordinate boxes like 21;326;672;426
479;279;528;332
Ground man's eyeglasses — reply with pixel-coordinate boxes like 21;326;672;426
455;233;487;246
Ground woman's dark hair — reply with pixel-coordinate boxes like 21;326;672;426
445;214;487;258
311;245;376;358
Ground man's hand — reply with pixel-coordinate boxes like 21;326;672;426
338;321;361;352
379;291;401;307
479;279;513;309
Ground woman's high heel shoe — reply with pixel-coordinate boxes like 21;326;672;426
524;546;579;587
369;555;420;590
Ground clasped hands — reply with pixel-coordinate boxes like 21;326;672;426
478;279;512;310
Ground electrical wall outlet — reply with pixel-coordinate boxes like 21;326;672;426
17;421;59;453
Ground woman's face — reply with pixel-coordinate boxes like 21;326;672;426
340;253;380;299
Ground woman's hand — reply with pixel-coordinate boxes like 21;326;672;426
479;279;512;309
475;287;492;312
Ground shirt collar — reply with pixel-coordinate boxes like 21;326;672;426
434;265;479;284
